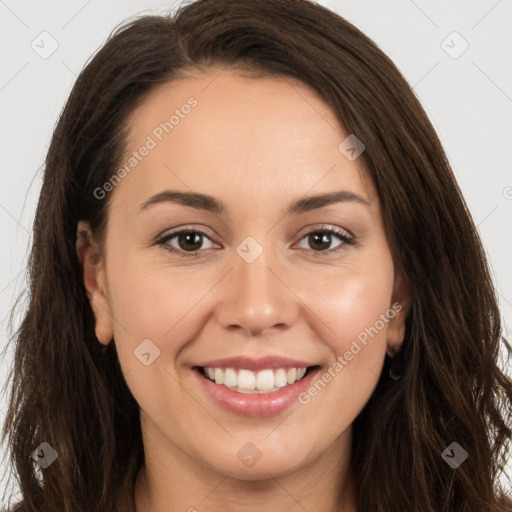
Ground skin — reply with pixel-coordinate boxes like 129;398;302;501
77;67;410;512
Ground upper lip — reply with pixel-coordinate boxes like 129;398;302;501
194;356;317;372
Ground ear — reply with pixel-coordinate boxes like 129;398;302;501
76;220;113;346
387;269;411;352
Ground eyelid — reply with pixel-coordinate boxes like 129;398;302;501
158;225;217;241
296;223;353;240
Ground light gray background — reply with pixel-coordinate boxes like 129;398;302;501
1;0;511;504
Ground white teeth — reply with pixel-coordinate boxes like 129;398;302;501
202;366;310;393
236;387;258;394
223;368;237;388
256;369;274;391
274;368;288;387
214;368;224;385
237;369;256;390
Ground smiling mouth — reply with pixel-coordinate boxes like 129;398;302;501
195;365;320;394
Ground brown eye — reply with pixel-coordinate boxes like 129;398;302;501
297;227;354;255
175;231;204;251
157;229;217;257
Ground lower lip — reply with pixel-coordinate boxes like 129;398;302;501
194;367;320;418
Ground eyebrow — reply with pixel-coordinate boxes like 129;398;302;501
139;189;370;215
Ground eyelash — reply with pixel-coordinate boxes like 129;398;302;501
156;225;355;258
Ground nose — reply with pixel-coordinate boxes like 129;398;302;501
215;241;298;337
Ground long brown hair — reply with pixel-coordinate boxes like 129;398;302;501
2;0;511;510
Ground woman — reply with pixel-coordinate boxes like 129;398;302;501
2;0;511;510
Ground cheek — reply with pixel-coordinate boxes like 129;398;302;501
105;249;224;384
306;256;395;348
298;265;394;426
104;254;199;416
106;249;197;343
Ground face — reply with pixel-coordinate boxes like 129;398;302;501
79;68;409;482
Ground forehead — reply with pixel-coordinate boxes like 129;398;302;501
115;68;377;214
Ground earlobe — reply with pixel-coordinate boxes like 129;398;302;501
387;270;411;351
76;220;113;346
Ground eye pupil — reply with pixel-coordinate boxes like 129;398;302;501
309;232;332;251
162;227;349;257
179;232;203;251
